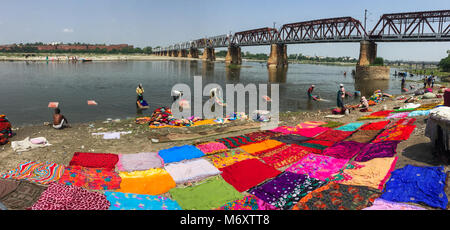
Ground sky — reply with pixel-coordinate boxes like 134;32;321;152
0;0;449;61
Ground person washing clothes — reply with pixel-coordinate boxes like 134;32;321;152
307;85;315;99
337;84;346;111
136;83;149;109
359;96;370;112
53;108;69;129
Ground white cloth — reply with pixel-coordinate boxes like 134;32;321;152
164;158;221;184
11;137;51;153
92;131;132;139
52;119;66;129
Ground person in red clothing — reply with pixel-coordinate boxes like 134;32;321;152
307;85;315;99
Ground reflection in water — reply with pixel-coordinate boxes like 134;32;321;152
268;67;287;83
189;60;199;76
225;66;241;82
201;61;214;78
354;78;390;97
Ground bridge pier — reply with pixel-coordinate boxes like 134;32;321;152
225;45;242;65
188;48;199;58
201;47;216;61
355;40;390;80
178;49;187;58
267;43;288;68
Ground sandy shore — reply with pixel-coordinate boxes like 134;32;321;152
0;90;449;209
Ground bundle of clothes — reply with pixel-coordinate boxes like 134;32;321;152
148;107;202;127
0;115;13;145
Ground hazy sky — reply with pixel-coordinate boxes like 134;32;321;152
0;0;449;61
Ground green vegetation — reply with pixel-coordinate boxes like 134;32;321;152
438;51;450;72
371;57;384;66
0;42;153;54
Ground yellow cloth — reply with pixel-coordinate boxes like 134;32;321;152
239;139;285;155
415;102;443;111
207;150;257;168
149;119;217;129
116;168;176;195
136;87;144;95
339;157;397;190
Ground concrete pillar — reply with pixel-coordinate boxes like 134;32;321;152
201;47;215;61
188;48;199;58
357;40;377;66
267;43;288;68
225;45;242;65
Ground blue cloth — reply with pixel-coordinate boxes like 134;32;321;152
334;122;365;131
105;191;182;210
408;110;431;117
158;145;205;164
381;165;448;209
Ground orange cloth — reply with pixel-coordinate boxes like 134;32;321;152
116;168;176;195
149;119;217;129
239;139;285;156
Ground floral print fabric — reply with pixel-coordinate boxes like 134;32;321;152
217;195;278;210
285;154;349;181
58;165;121;190
105;191;182;210
206;149;257;169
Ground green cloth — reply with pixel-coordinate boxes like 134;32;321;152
169;176;243;210
321;121;344;128
394;108;416;112
298;143;328;150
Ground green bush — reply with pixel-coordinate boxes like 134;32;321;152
439;54;450;72
372;57;384;66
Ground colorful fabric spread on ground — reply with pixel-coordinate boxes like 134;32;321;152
337;157;398;190
164;159;221;184
415;102;443;111
116;152;163;172
320;121;344;128
334;122;365;131
31;182;110;210
244;130;281;142
169;176;244;210
354;141;400;162
292;183;381;210
380;165;448;209
239;140;286;156
58;166;121;190
69;152;118;170
217;194;278;210
105;191;182;210
295;121;327;129
363;198;426;210
249;172;326;210
260;144;311;169
270;126;299;135
321;141;367;159
216;135;256;149
358;110;393;120
195;142;229;155
386;112;410;119
116;168;176;195
313;129;354;143
285;154;349;181
158;145;205;164
372;124;416;143
294;127;330;138
408;110;431;117
1;161;65;185
147;107;214;128
271;134;310;145
219;159;281;192
206;149;256;169
297;140;333;154
344;129;381;143
0;179;46;210
359;120;390;130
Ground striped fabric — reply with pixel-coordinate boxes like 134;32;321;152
1;161;65;185
216;135;256;149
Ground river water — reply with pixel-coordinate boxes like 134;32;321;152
0;60;419;126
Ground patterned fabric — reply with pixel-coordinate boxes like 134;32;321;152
355;141;400;162
358;110;394;120
0;179;19;198
260;144;310;169
58;166;121;190
250;172;326;210
217;195;278;210
195;142;229;155
363;198;426;210
216;135;256;149
105;191;182;210
69;152;118;170
219;159;281;192
321;141;367;159
206;149;257;169
169;176;244;210
380;165;448;209
1;161;65;185
334;122;365;131
292;183;381;210
313;129;354;143
244;130;282;142
239;140;286;156
294;127;330;138
344;129;381;143
116;168;176;195
359;120;390;130
164;158;221;184
0;180;46;210
285;154;349;181
270;126;299;135
296;121;327;129
386;112;410;119
271;134;310;145
31;182;110;210
372;125;416;143
158;145;205;164
117;152;163;172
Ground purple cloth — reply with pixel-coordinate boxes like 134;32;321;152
355;141;400;162
321;141;367;159
249;171;326;210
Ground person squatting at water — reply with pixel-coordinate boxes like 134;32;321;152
53;108;69;129
359;96;371;112
136;83;149;110
307;85;315;99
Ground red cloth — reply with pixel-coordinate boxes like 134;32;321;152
368;110;394;117
69;152;119;170
219;159;281;192
313;129;354;143
445;89;450;107
304;140;335;147
359;120;390;130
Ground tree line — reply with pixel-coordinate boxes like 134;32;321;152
0;43;155;54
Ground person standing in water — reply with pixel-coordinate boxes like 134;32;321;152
307;85;315;99
136;83;149;109
337;84;345;111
